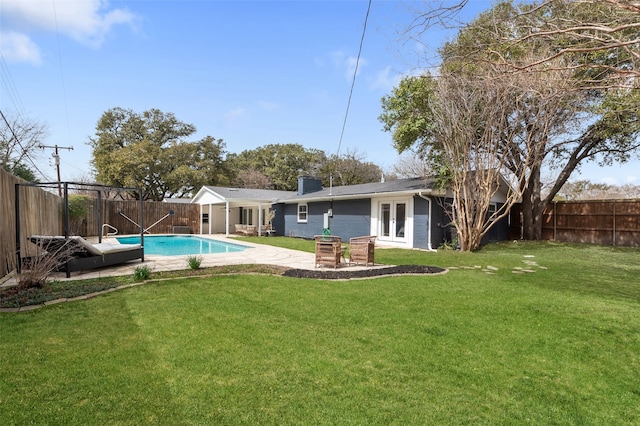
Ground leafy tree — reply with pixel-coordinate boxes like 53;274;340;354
4;161;38;182
392;152;432;179
228;143;325;191
316;149;384;187
0;112;47;182
408;0;639;87
89;108;230;200
233;168;273;189
382;0;640;241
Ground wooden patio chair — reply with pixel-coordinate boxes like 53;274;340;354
348;236;376;266
314;235;343;268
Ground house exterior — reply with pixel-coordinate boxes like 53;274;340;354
191;176;512;249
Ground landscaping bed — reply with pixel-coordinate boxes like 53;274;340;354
283;264;446;279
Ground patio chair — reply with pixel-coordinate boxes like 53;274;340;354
314;235;344;268
29;235;143;278
348;236;376;266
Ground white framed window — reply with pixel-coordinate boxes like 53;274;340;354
488;203;497;221
297;204;308;223
240;207;253;225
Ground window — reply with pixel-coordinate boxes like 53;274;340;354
487;203;497;221
202;213;209;224
240;207;253;225
297;204;308;223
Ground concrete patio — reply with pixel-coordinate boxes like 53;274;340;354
2;235;386;286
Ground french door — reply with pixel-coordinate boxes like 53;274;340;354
380;201;406;242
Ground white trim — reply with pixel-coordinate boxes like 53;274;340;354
370;196;413;248
225;201;230;237
297;203;308;223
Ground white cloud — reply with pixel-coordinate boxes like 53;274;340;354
223;107;249;126
345;55;366;80
330;50;367;81
370;66;402;92
1;0;137;57
0;31;41;65
625;175;638;184
257;100;279;112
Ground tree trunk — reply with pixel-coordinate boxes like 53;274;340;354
521;165;544;240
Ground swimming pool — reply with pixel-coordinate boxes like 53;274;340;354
116;235;249;256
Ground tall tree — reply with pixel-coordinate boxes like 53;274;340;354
494;0;640;88
383;0;640;240
228;143;325;191
382;71;536;251
0;111;47;181
316;149;384;187
89;108;229;200
408;0;639;88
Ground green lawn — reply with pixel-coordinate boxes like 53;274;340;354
1;241;639;424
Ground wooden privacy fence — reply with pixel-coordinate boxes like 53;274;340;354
1;170;201;280
89;200;200;236
1;169;64;278
541;200;640;247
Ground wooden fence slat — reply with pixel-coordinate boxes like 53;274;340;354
1;169;201;280
541;200;640;247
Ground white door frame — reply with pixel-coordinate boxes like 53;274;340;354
371;196;413;247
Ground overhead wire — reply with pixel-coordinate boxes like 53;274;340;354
336;0;372;158
0;53;28;118
51;0;73;149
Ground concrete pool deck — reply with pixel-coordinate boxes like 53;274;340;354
1;234;387;286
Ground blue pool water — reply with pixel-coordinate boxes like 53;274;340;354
116;235;249;256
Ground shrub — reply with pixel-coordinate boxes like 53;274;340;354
15;242;73;290
187;255;203;270
134;265;152;281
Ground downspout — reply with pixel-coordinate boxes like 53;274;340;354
225;201;230;237
418;192;437;252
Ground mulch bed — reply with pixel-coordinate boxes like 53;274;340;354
282;265;446;280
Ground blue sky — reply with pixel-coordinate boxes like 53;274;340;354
1;0;638;186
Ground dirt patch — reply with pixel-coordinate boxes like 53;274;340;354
282;265;446;280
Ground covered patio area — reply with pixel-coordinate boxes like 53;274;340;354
191;186;293;237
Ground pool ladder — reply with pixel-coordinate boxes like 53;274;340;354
102;224;118;237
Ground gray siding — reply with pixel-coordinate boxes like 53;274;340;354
482;202;510;243
283;199;371;240
431;197;453;247
412;196;430;249
430;198;511;247
325;199;371;240
271;203;286;236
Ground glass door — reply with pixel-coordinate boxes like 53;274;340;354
395;202;406;238
379;201;406;242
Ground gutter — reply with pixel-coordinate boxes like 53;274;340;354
418;191;437;252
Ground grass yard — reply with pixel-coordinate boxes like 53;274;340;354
1;241;639;424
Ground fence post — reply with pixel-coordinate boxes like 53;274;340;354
612;200;616;246
14;183;21;274
553;201;557;242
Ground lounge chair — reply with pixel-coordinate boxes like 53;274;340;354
30;235;144;278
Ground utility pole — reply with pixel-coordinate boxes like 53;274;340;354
38;144;74;196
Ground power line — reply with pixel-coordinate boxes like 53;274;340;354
0;52;28;117
52;0;73;144
0;108;53;181
336;0;372;157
